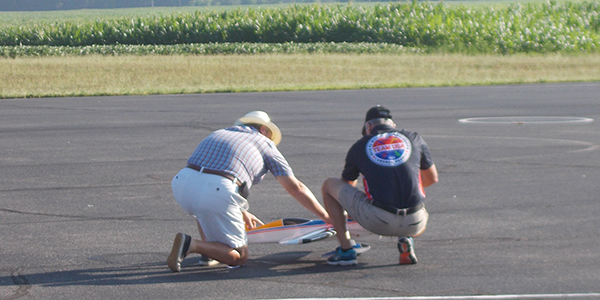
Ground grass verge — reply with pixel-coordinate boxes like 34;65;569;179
2;53;599;98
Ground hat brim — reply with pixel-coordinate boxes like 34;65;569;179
234;116;282;145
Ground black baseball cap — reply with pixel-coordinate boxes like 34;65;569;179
362;105;392;135
365;105;392;122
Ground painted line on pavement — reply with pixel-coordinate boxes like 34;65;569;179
266;293;600;300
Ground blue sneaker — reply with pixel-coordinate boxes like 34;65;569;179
327;248;357;266
322;242;371;257
398;236;417;265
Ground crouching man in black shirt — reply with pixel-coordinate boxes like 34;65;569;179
322;105;438;266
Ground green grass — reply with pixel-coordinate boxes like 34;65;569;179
1;1;599;99
0;0;585;29
2;2;599;54
2;53;600;98
0;3;348;28
0;0;588;30
0;6;205;28
0;42;422;57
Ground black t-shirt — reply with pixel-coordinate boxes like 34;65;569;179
342;124;434;209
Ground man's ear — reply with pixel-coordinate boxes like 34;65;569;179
364;122;371;135
259;125;272;139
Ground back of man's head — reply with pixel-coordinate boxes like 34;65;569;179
363;105;393;135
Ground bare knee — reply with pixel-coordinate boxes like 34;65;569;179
322;177;347;203
229;246;249;266
322;177;340;197
322;177;338;191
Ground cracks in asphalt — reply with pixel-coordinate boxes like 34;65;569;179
0;208;180;223
0;207;147;220
0;118;217;135
0;173;172;194
0;173;179;224
4;269;30;300
436;153;600;170
0;180;168;194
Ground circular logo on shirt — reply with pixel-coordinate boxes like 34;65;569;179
366;132;412;167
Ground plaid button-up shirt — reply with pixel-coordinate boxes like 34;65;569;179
188;125;293;188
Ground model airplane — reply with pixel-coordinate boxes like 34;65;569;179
246;217;375;255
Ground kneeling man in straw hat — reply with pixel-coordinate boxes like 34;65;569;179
168;111;331;271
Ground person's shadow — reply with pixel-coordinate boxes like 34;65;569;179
2;250;395;289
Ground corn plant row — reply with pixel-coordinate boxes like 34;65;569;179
0;42;424;57
1;2;599;54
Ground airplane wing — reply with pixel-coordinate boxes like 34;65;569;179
278;227;337;245
247;217;378;245
247;218;337;244
246;217;374;257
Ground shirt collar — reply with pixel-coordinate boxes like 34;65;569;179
370;124;397;135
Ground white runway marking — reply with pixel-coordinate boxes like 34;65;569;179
458;116;594;124
268;293;600;300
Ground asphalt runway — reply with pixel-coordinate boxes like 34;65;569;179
1;82;600;300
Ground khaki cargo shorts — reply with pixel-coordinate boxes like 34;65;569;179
338;184;428;237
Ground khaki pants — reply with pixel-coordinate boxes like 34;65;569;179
338;184;428;237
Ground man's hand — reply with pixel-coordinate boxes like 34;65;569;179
242;210;264;230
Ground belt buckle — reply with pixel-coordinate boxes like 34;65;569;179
396;208;407;216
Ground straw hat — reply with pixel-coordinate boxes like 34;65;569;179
234;111;282;145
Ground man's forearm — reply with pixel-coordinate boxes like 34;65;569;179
277;175;330;222
291;185;330;221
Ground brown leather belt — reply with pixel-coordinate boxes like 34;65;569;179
371;201;424;216
186;164;242;187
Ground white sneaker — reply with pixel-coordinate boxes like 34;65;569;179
198;255;219;266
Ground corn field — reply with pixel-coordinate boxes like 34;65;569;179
0;42;422;57
1;1;599;54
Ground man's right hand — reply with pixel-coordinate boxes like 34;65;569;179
242;210;264;230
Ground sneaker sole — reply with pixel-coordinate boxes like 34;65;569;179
399;253;417;265
321;243;371;257
167;233;186;272
327;259;358;266
199;259;220;266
